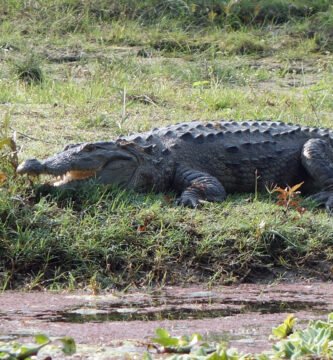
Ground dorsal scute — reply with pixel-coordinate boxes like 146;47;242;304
122;120;332;147
157;120;302;143
180;132;194;141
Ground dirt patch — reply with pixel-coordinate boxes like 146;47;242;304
1;282;333;358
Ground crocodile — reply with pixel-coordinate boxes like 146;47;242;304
17;120;333;211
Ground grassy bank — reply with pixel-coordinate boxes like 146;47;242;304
0;0;333;289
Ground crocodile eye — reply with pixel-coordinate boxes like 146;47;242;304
64;143;82;151
81;144;96;152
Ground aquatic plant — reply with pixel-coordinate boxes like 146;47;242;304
147;313;333;359
0;334;75;359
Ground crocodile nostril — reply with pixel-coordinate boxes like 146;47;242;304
17;159;44;175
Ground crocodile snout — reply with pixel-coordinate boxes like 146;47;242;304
17;159;45;176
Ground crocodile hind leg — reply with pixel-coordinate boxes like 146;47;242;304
174;166;226;207
301;138;333;214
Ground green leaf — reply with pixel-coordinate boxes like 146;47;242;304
0;138;12;150
16;344;42;359
155;328;170;339
328;313;333;323
142;352;153;360
59;336;76;355
188;333;202;346
34;334;50;345
152;328;179;347
0;349;16;360
272;314;296;339
207;345;242;360
192;80;210;87
153;336;179;347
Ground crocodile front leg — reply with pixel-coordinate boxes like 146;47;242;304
173;166;226;207
301;138;333;214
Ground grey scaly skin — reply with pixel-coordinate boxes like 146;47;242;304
17;120;333;212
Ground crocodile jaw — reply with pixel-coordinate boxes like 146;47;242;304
52;170;98;186
16;141;152;189
17;158;101;186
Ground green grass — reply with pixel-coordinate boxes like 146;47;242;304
0;0;333;289
12;55;44;84
0;181;332;290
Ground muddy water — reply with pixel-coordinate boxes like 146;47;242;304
1;283;333;359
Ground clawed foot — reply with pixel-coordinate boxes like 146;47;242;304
307;191;333;215
176;194;202;208
325;196;333;215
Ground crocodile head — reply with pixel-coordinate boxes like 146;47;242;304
17;140;164;191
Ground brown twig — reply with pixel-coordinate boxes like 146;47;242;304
10;127;58;144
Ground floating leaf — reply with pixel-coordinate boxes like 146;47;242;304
152;329;203;354
142;352;154;360
152;328;179;347
15;343;43;359
188;333;202;346
272;314;296;339
59;336;76;355
155;328;170;339
34;334;50;345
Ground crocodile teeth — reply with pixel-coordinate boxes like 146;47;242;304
53;174;67;186
52;170;96;186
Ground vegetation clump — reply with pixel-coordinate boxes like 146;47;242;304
1;0;332;29
0;334;76;360
13;56;44;84
309;6;333;52
221;32;268;55
224;0;331;27
146;313;333;359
